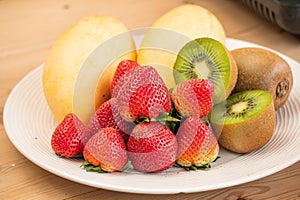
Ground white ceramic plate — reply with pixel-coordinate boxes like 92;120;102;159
4;37;300;194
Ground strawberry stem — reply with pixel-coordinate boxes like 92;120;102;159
153;112;181;134
153;112;180;123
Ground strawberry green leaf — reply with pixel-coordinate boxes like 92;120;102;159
136;116;150;123
201;117;209;126
56;154;65;158
121;161;131;172
81;161;107;173
165;120;180;135
173;162;212;171
153;112;181;134
56;153;84;159
169;88;174;97
213;156;221;162
71;153;84;159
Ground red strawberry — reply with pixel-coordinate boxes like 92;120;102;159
127;122;177;173
111;60;139;96
172;79;214;118
128;83;171;121
112;66;171;121
83;127;128;172
87;98;134;143
176;116;219;168
51;113;91;158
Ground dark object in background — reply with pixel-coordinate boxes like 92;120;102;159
240;0;300;35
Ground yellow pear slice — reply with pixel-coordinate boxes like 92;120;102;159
43;15;136;124
137;4;226;89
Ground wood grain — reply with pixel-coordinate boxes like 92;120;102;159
0;0;299;199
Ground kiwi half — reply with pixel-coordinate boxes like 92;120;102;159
210;90;276;153
173;37;237;103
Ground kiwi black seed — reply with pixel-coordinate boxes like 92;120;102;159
173;37;237;103
210;90;276;153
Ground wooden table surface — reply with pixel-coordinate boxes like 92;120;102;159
1;0;300;199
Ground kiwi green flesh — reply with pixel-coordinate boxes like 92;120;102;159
173;37;231;102
210;90;272;124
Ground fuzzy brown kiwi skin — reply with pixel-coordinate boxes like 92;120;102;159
231;47;293;110
211;101;276;154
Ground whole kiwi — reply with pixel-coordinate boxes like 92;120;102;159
231;47;293;110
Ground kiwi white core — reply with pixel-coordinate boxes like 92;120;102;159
194;60;210;79
229;101;248;114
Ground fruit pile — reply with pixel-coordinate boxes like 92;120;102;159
51;59;220;173
46;4;294;174
173;38;293;154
